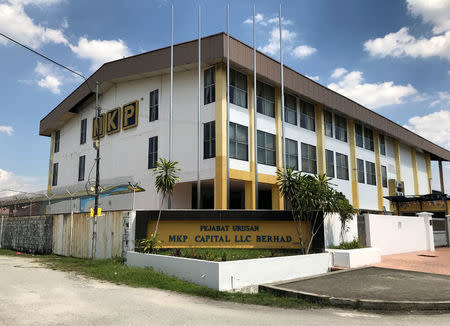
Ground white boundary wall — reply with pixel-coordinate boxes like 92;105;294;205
364;213;434;255
323;213;358;248
126;251;331;291
326;248;381;268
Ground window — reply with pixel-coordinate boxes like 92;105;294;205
381;165;388;188
203;121;215;159
364;127;374;151
324;110;333;137
230;69;247;108
357;159;365;183
257;131;276;166
335;114;347;142
326;149;335;177
148;137;158;169
229;122;248;161
355;124;363;148
285;138;298;170
284;93;297;125
149;89;158;122
80;119;87;145
52;163;58;186
54;130;60;153
78;155;85;181
379;134;386;156
366;161;376;185
336;153;349;180
204;67;215;105
256;81;275;117
301;143;317;174
299;99;315;131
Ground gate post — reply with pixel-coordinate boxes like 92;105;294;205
446;215;450;247
416;212;434;251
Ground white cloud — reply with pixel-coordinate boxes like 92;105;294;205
245;12;316;59
0;168;46;197
364;0;450;60
403;110;450;149
305;75;320;81
328;69;417;109
0;1;67;48
0;126;13;136
34;62;62;94
430;91;450;107
70;37;132;71
291;45;317;58
407;0;450;35
331;67;348;79
364;27;450;60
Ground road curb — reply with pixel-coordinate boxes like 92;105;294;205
259;269;450;312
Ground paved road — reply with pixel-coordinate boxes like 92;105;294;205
0;256;448;326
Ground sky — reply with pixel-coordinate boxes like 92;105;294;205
0;0;449;194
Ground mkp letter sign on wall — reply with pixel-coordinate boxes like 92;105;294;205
93;100;139;138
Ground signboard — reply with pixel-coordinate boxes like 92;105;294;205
92;114;105;138
92;100;139;139
123;101;139;130
146;220;311;249
106;107;121;135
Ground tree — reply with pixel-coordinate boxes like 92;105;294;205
153;158;180;235
276;169;355;254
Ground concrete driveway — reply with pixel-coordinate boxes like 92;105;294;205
0;256;449;325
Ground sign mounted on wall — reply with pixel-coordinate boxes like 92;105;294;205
92;100;139;139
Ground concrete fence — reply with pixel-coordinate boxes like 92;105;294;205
362;212;434;255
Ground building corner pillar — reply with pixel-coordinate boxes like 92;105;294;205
315;104;326;175
374;131;384;211
348;119;359;210
411;147;419;195
47;131;55;196
273;87;284;210
214;63;227;209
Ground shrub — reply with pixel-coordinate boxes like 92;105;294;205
328;238;363;250
135;234;161;254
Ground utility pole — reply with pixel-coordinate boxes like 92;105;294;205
92;81;101;260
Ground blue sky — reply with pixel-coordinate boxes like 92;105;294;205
0;0;449;193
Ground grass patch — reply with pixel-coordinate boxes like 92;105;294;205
156;248;304;261
328;239;363;250
0;249;322;309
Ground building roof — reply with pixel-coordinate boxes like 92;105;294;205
39;33;450;161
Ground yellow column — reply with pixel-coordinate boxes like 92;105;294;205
47;131;55;195
214;63;227;209
394;140;402;181
272;88;284;210
374;131;384;211
348;119;359;209
315;104;326;175
411;147;419;195
245;75;256;209
425;153;432;194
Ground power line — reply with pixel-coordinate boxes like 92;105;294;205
0;32;87;81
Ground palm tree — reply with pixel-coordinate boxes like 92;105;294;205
153;158;180;235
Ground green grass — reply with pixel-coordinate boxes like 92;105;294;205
328;239;363;250
0;249;322;309
156;248;304;261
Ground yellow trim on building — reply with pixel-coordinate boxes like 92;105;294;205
425;153;432;194
411;147;419;195
374;131;384;211
348;119;359;209
394;140;402;181
47;131;55;195
214;63;227;209
230;169;251;182
246;75;256;209
258;173;278;185
273;87;284;210
315;104;326;175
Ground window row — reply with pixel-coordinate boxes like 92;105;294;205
51;155;86;187
357;159;387;187
325;150;349;180
324;110;348;142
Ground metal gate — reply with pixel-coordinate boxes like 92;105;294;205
432;218;449;247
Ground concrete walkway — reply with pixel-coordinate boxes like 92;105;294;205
261;267;450;311
375;247;450;275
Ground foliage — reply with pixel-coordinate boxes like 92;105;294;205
328;239;363;250
135;234;161;254
158;248;304;262
153;158;180;234
276;169;355;254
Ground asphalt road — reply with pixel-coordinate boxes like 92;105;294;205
0;256;449;326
